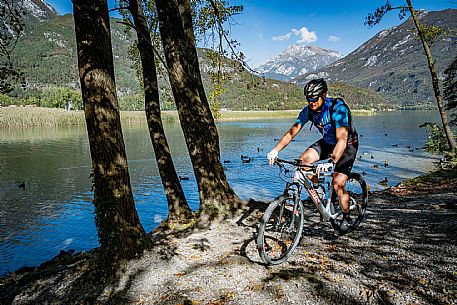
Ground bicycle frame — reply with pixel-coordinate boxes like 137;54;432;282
283;168;340;222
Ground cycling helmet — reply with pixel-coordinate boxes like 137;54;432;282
304;78;328;98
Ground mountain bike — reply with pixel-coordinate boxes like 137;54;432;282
257;158;368;265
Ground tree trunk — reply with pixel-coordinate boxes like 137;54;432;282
156;0;244;224
407;0;456;150
73;0;151;275
177;0;214;121
128;0;193;223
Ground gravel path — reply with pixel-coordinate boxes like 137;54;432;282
1;188;456;305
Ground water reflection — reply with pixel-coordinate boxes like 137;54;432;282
0;111;440;275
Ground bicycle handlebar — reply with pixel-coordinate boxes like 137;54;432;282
274;158;316;170
274;157;335;178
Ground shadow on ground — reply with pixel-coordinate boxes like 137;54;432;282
1;190;456;304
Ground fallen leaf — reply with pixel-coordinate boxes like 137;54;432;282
246;282;264;291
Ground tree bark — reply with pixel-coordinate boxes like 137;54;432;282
73;0;151;275
128;0;193;223
156;0;244;224
407;0;456;150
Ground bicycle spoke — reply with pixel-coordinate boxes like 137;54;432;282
329;173;368;235
257;196;304;264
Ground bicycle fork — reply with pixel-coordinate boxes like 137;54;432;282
281;182;302;231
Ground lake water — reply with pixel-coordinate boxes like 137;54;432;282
0;111;441;275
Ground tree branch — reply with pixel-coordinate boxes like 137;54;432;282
108;6;129;13
116;20;168;69
206;0;259;74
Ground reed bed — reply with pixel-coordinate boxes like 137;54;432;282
121;111;179;125
0;107;85;128
0;107;376;128
219;110;297;121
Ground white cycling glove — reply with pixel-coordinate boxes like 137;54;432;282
316;161;334;174
267;149;278;166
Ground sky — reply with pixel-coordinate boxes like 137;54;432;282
46;0;456;68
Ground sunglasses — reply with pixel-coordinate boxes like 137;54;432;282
307;96;319;103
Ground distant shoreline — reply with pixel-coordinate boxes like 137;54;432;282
1;106;383;128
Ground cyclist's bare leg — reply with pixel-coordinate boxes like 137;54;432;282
299;148;320;182
333;172;350;213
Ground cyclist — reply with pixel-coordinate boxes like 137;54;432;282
267;78;359;232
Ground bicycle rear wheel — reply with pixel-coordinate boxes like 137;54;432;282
330;172;368;235
257;195;304;265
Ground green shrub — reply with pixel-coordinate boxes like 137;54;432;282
0;93;19;106
119;94;143;111
419;122;455;153
40;87;82;109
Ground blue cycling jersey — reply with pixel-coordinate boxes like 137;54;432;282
295;97;350;145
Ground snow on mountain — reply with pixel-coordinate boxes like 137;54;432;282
256;45;343;82
22;0;58;21
293;9;457;105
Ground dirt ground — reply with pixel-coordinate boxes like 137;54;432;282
1;175;456;305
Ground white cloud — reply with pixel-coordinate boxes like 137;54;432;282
272;33;292;41
329;35;341;42
292;27;317;43
272;26;317;43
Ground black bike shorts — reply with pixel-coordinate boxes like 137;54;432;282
308;138;359;176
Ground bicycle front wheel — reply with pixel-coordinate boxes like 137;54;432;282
330;172;368;235
257;195;304;265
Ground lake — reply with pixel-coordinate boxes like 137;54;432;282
0;111;441;275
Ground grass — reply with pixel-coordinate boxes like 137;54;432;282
0;107;168;128
0;107;377;128
402;167;457;186
390;166;457;196
0;107;85;128
219;110;299;121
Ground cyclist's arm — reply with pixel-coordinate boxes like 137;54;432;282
331;126;348;163
272;122;303;153
331;103;350;163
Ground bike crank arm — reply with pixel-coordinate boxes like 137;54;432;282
316;202;331;221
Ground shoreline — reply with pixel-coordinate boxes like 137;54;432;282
0;107;447;280
1;106;394;128
0;167;456;304
0;166;446;278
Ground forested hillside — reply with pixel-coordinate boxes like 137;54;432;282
2;10;390;111
11;14;138;97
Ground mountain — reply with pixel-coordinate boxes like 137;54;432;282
205;53;388;111
11;13;140;97
19;0;57;22
4;1;389;111
294;9;457;107
256;45;343;82
7;12;309;110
